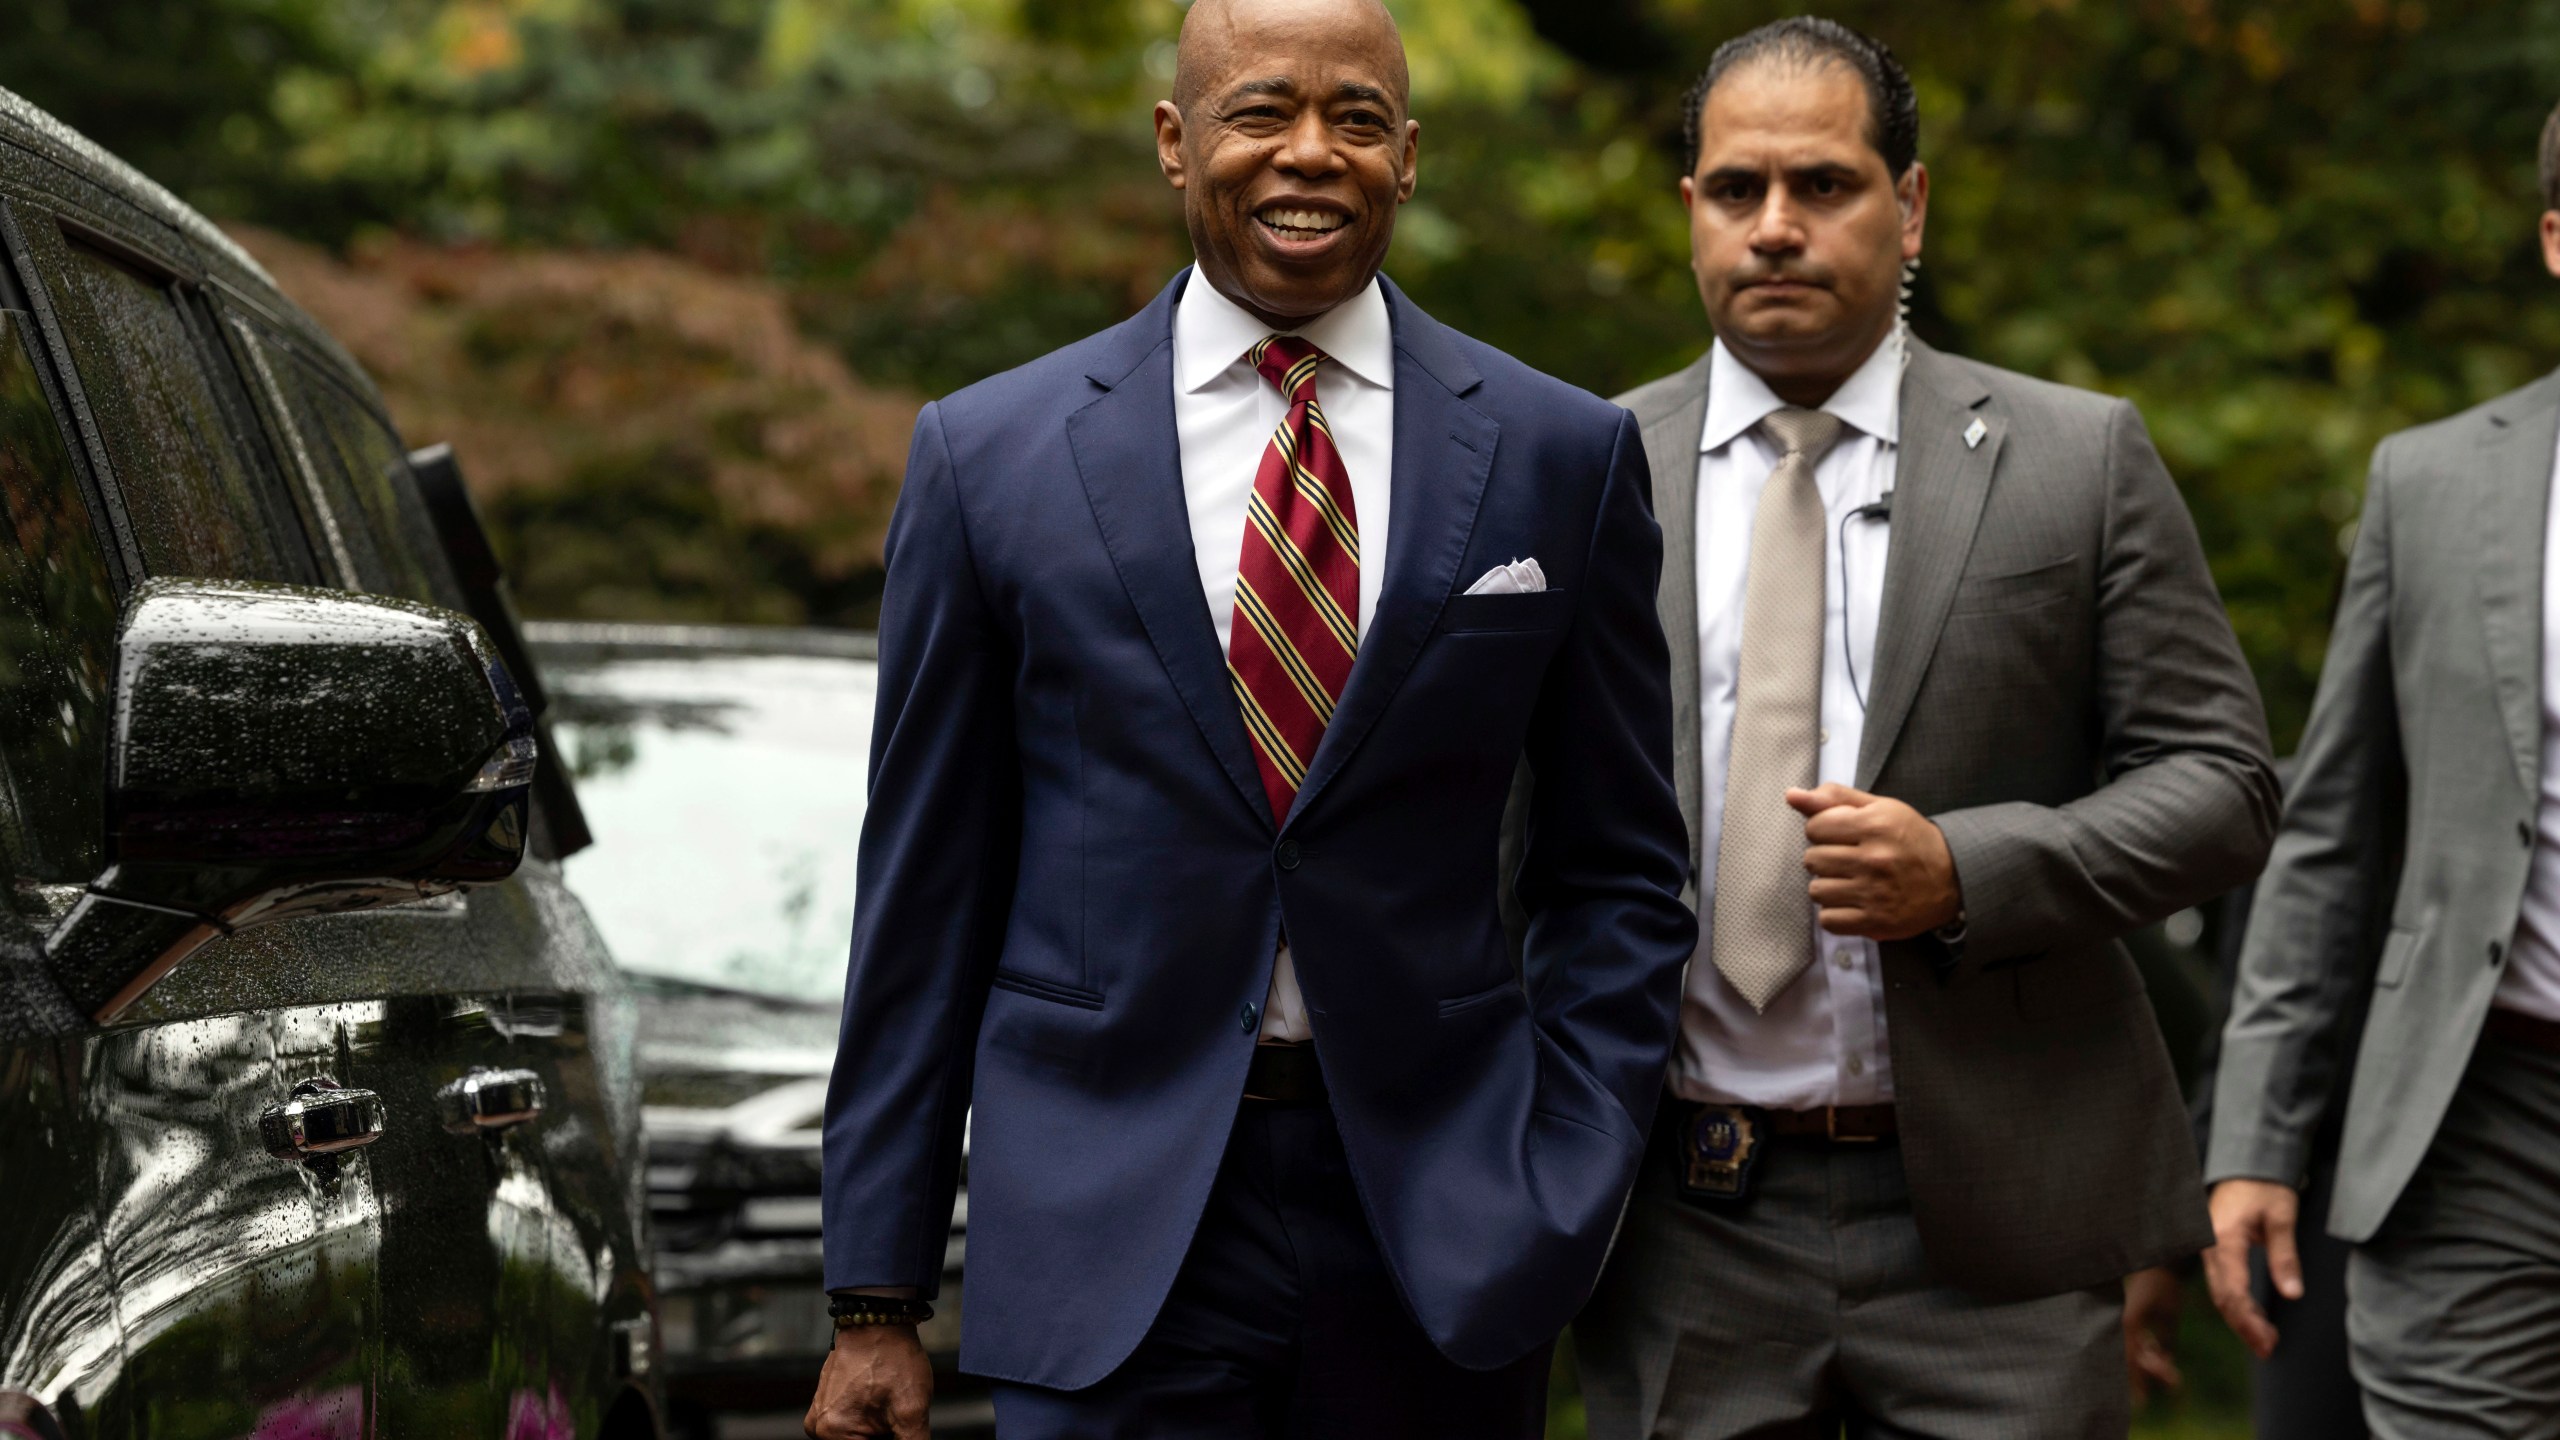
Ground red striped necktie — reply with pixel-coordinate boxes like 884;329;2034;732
1228;335;1360;824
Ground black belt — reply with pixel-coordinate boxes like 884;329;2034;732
2487;1007;2560;1056
1661;1095;1896;1204
1243;1042;1326;1106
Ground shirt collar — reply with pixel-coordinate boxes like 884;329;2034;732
1699;322;1905;454
1174;271;1394;395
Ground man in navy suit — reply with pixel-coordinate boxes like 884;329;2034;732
806;0;1694;1434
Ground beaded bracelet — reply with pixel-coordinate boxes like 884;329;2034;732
828;1293;936;1329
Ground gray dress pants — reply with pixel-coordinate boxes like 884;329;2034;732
1577;1102;2123;1439
2349;1028;2560;1440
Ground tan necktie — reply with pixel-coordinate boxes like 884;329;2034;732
1714;407;1845;1012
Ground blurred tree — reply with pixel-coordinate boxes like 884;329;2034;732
0;0;364;229
6;0;2560;744
231;224;919;626
1369;0;2560;746
1511;0;1672;75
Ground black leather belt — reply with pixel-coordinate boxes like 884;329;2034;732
1243;1042;1325;1105
2487;1007;2560;1056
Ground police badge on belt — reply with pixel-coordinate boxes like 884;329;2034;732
1680;1103;1762;1202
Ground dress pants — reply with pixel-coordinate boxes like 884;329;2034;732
2250;1151;2368;1439
1577;1099;2122;1439
2348;1029;2560;1439
990;1098;1552;1439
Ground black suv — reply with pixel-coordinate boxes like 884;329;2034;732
0;89;659;1436
526;622;991;1438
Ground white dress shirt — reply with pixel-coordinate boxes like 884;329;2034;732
2495;423;2560;1024
1673;326;1904;1109
1172;273;1395;1043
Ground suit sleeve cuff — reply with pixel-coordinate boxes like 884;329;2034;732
1929;802;2050;964
2202;1127;2310;1191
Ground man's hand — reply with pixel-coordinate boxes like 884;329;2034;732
1787;785;1962;940
2121;1265;2183;1406
2202;1178;2302;1361
805;1323;933;1440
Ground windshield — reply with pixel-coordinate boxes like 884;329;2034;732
536;632;873;1003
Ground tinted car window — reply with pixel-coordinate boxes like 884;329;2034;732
543;646;873;1002
243;323;462;608
0;311;116;883
50;240;301;581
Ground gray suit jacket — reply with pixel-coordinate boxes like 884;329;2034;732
1616;339;2278;1297
2209;370;2560;1241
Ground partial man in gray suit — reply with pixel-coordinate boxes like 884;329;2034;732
1571;18;2279;1437
2205;99;2560;1439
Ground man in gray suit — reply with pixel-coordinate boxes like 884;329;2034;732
2205;101;2560;1438
1572;18;2279;1436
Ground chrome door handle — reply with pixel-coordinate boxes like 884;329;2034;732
439;1068;545;1133
260;1076;385;1180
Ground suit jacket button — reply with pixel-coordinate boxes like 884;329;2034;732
1239;1001;1259;1032
1276;839;1302;871
2522;821;2536;849
2490;941;2506;966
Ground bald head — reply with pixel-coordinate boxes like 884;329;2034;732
1172;0;1409;115
1152;0;1419;330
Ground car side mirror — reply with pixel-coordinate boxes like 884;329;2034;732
44;579;537;1022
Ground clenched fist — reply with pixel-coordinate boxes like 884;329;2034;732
804;1322;933;1440
1787;784;1962;940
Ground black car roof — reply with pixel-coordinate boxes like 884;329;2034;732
0;86;275;290
0;83;383;416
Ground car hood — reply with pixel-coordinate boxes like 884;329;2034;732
634;974;835;1201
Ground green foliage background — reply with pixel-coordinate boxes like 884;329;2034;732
7;0;2560;748
13;1;2546;1424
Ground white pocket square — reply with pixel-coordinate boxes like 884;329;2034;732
1464;558;1547;596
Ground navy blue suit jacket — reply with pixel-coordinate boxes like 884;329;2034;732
821;271;1694;1385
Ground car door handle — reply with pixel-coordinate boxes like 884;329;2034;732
439;1068;545;1133
260;1076;386;1179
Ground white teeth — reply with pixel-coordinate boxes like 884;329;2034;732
1259;208;1346;234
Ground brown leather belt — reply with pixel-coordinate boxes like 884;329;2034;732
2486;1007;2560;1055
1760;1103;1898;1143
1243;1042;1326;1106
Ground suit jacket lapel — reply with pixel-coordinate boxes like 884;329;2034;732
1857;341;2002;788
2472;372;2560;796
1289;280;1497;826
1064;271;1272;828
1637;354;1711;898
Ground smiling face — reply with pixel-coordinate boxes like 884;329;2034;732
1155;0;1419;330
1685;59;1926;406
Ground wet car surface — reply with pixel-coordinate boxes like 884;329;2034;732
528;623;988;1439
0;84;660;1436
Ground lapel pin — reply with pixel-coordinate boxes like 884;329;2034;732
1963;417;1988;450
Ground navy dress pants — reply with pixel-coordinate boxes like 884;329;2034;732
990;1099;1552;1439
